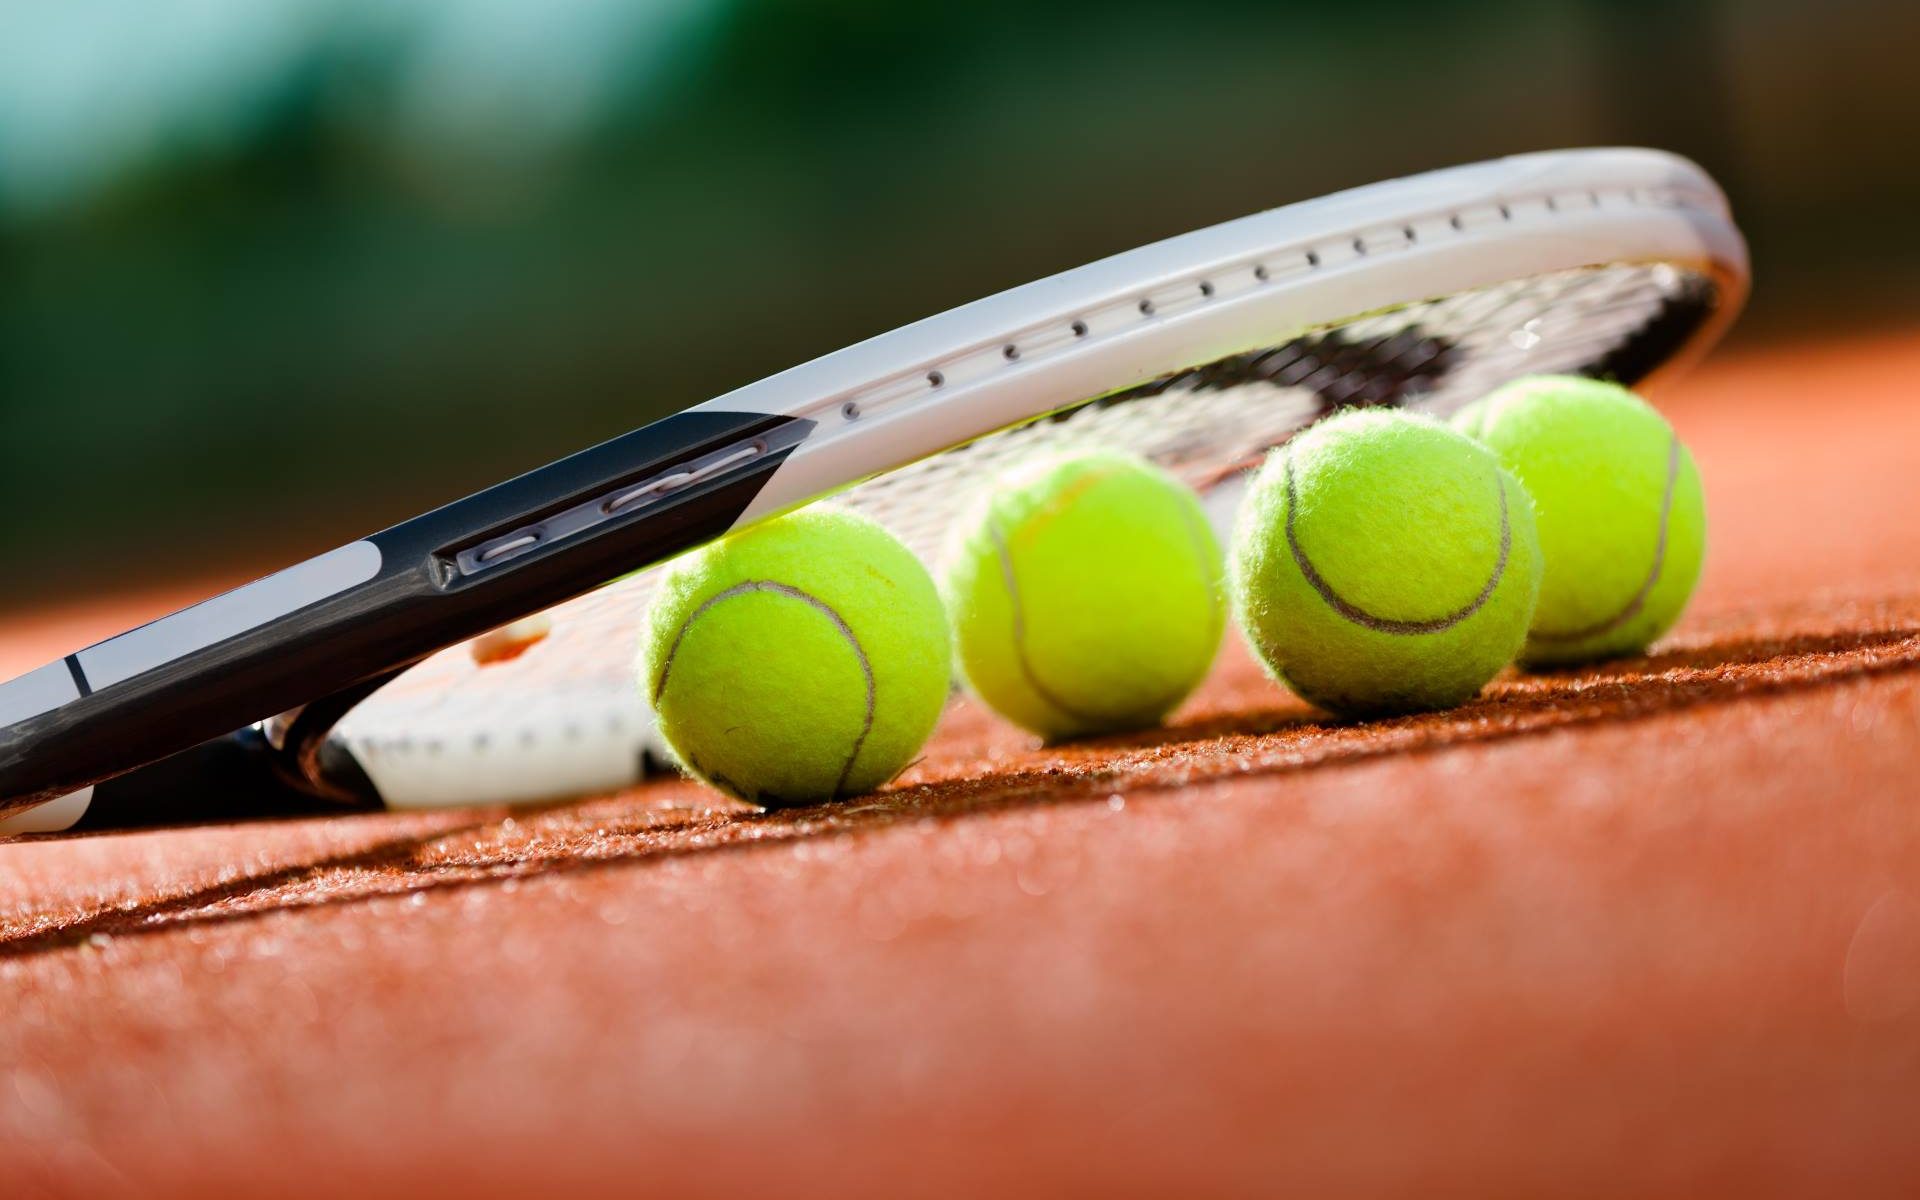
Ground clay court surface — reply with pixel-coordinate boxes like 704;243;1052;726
5;331;1920;1198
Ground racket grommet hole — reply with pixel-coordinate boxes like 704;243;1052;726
1352;237;1367;255
1138;298;1154;316
1305;250;1320;268
1449;213;1464;231
1498;203;1512;220
927;370;945;388
1071;320;1089;337
1252;264;1269;281
841;401;861;420
477;532;540;563
1002;344;1019;361
1198;281;1214;297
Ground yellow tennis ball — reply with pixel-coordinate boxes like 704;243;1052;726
1232;409;1542;717
941;449;1225;740
1452;375;1706;665
638;506;950;807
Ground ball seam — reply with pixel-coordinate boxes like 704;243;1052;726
652;579;877;799
988;520;1107;726
1527;434;1680;644
1282;447;1512;635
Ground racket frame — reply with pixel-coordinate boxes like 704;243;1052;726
0;147;1748;828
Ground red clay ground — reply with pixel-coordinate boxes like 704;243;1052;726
5;331;1920;1198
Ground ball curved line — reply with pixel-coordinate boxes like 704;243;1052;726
1527;434;1680;644
1282;449;1512;636
989;522;1108;725
653;579;877;798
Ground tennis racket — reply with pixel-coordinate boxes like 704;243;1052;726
0;147;1749;835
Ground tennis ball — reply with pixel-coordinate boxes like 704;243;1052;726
1232;409;1542;717
1451;375;1705;665
942;449;1225;740
638;506;950;807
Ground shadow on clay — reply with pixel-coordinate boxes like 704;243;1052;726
1084;624;1920;752
2;623;1915;959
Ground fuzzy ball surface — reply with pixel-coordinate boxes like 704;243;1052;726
1452;375;1706;665
942;449;1225;740
1232;409;1542;717
638;506;950;807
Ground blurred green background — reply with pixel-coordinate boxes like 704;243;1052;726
3;0;1916;607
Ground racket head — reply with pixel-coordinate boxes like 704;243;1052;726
339;147;1746;810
